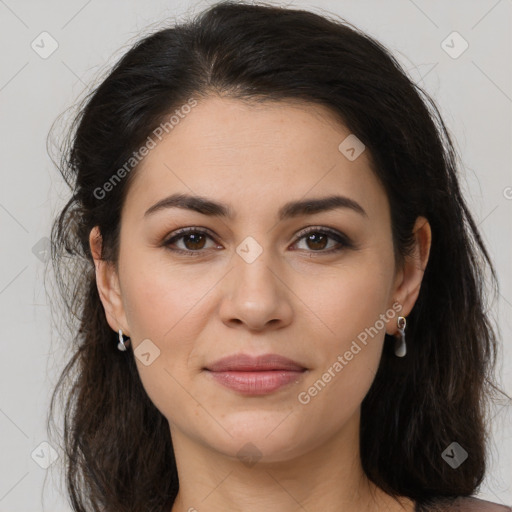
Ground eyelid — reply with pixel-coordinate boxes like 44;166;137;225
292;225;354;252
162;226;220;254
162;225;353;255
294;225;347;241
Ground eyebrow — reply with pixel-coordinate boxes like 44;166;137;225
144;193;368;221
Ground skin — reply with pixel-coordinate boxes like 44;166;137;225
90;95;431;512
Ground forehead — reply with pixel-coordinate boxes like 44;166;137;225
122;96;388;224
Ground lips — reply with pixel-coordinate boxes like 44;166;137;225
204;353;307;372
204;353;307;395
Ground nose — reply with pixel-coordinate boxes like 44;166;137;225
218;250;294;332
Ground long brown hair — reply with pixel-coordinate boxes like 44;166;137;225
46;2;509;511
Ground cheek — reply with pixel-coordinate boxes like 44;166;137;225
294;251;393;400
297;255;393;346
119;251;214;339
118;259;211;418
295;276;389;434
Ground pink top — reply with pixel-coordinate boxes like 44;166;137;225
415;497;512;511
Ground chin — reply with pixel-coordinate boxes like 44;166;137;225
204;421;308;464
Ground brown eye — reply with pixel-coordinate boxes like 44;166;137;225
303;232;329;251
180;232;207;250
163;226;353;256
293;227;352;253
163;228;218;255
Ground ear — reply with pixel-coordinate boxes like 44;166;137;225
386;216;432;335
89;226;130;337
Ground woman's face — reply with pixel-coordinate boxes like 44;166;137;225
92;96;429;464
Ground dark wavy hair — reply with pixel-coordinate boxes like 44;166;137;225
46;1;509;511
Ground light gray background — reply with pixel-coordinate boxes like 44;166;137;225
0;0;511;510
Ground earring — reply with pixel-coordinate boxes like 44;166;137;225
394;316;407;357
117;329;131;351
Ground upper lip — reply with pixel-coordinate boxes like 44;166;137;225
205;353;307;372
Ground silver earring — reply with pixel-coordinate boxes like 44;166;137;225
394;316;407;357
117;329;130;351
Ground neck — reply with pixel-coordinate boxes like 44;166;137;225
168;411;413;512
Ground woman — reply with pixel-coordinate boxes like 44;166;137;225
47;1;511;511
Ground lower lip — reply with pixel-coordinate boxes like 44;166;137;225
205;370;306;395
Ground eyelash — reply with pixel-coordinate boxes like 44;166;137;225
162;226;353;256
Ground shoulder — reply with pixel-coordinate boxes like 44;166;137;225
441;496;512;511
